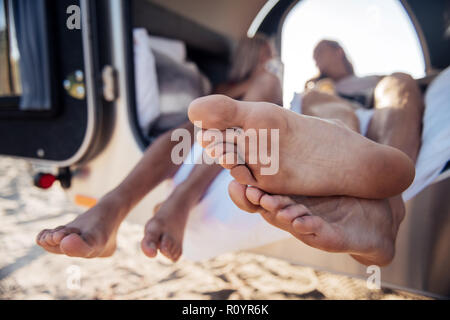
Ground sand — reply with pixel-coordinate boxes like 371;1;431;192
0;156;429;300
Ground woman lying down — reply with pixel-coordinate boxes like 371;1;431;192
36;34;450;267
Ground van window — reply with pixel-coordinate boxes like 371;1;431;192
0;0;22;97
281;0;426;106
0;0;52;111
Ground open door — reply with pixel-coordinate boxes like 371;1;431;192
0;0;106;168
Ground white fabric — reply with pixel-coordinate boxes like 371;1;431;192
133;29;160;133
173;143;290;261
290;92;302;114
354;108;375;137
403;66;450;201
147;35;187;64
134;29;212;131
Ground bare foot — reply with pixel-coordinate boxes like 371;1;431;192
141;195;191;262
36;192;127;258
188;95;414;199
228;180;403;266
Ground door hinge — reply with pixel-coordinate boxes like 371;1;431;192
102;65;118;102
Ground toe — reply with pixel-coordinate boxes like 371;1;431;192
276;204;312;225
141;219;162;258
172;246;182;262
141;239;158;258
230;165;257;185
199;129;226;150
36;230;63;254
228;180;260;213
201;132;243;170
160;234;177;262
60;233;95;258
188;95;250;130
292;214;325;236
245;187;266;206
44;231;57;246
259;194;296;212
36;229;49;245
292;215;347;252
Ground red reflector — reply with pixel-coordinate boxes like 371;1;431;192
38;174;56;189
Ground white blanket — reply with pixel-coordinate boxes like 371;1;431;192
403;67;450;201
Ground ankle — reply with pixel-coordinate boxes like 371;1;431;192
99;189;132;221
171;182;202;207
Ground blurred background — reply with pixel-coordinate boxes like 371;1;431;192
1;0;449;300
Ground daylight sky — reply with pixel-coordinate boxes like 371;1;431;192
281;0;425;106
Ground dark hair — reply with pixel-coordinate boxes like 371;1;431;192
305;39;354;89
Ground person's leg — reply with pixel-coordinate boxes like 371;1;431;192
189;95;415;199
368;72;424;163
366;72;425;245
301;90;360;133
36;122;194;258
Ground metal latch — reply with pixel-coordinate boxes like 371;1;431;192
102;65;118;102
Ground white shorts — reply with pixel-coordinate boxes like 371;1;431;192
290;92;375;136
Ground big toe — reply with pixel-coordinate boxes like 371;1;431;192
60;233;95;258
141;220;162;258
188;95;250;130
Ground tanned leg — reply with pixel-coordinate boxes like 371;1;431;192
367;72;425;240
301;90;360;133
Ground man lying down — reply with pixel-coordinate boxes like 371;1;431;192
36;34;450;267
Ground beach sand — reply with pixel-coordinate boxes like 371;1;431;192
0;156;429;300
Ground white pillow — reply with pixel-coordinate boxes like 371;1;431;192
133;29;161;134
148;35;187;64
